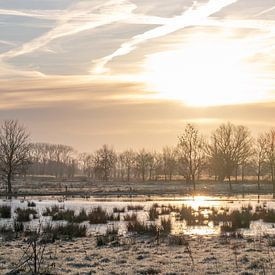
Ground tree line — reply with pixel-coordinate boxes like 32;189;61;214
0;120;274;194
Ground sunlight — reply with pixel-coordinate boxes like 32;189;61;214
143;38;266;107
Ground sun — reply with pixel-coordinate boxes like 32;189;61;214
143;39;266;107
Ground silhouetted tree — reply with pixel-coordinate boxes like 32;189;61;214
264;129;275;192
177;124;205;190
162;146;177;181
0;120;31;195
253;134;267;190
120;149;136;182
94;145;116;181
135;149;151;182
208;122;252;190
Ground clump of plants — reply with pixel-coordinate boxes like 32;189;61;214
123;213;137;221
15;208;37;222
96;225;119;246
262;209;275;223
160;218;172;235
127;220;158;235
43;223;87;240
0;205;11;218
52;209;75;222
113;207;125;213
88;207;119;224
178;205;194;222
148;206;159;221
127;205;144;211
42;205;60;217
27;201;36;207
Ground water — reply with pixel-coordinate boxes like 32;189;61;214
1;194;275;236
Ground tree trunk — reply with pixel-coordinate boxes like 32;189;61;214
241;165;245;182
228;176;232;191
192;174;196;191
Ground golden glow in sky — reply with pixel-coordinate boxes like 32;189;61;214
143;38;267;107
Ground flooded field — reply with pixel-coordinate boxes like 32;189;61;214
2;195;275;274
1;194;275;237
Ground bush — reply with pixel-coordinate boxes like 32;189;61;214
27;201;36;207
127;205;144;211
113;207;125;213
0;205;11;218
52;209;75;222
14;220;24;233
160;218;172;235
73;208;88;223
262;209;275;223
15;208;37;222
148;207;159;221
43;223;87;240
230;210;252;229
127;220;158;235
124;213;137;221
178;205;193;222
42;205;60;216
88;207;118;224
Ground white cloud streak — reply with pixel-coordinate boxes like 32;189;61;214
91;0;238;73
0;0;136;61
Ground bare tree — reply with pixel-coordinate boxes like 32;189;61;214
264;129;275;192
253;134;267;190
120;149;136;182
207;122;252;191
94;145;116;181
135;149;151;182
162;146;177;181
177;124;205;190
0;120;31;195
79;153;94;178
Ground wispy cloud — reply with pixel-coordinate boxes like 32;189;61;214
254;6;275;17
0;8;63;20
91;0;238;73
0;0;136;61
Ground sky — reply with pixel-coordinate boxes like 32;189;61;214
0;0;274;152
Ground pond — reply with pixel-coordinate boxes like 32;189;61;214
1;194;275;237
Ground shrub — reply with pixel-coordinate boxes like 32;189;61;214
42;205;60;216
262;209;275;223
178;205;193;222
52;209;75;222
113;207;125;213
159;207;171;215
148;207;159;221
124;213;137;221
230;210;252;229
127;220;158;235
27;201;36;207
73;208;88;223
43;223;87;240
88;207;119;224
0;205;11;218
16;208;37;222
14;220;24;233
160;218;172;235
127;205;144;211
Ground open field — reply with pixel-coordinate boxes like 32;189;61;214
1;178;275;198
1;234;274;274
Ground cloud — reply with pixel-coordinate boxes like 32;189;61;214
0;0;136;61
91;0;238;73
0;8;63;20
254;6;275;17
